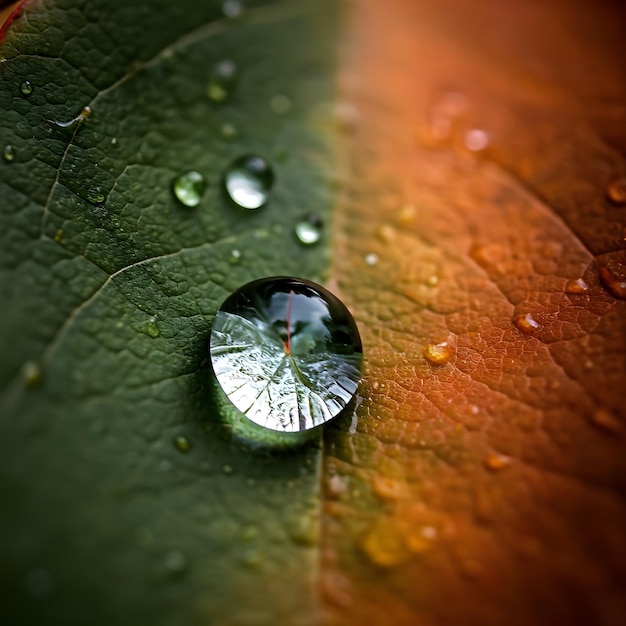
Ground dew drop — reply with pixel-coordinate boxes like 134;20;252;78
172;171;206;207
222;0;243;18
22;361;42;388
210;277;363;432
564;277;589;294
606;177;626;205
87;186;105;205
20;80;33;96
3;144;15;163
364;253;379;266
295;214;323;246
590;408;622;435
325;473;347;499
513;313;539;334
173;435;191;453
229;248;242;264
222;464;233;474
223;154;274;209
146;317;160;338
207;59;237;102
484;453;512;472
597;251;626;300
220;122;237;139
361;519;407;567
376;224;396;243
423;340;454;365
464;129;489;151
270;94;291;114
164;550;187;575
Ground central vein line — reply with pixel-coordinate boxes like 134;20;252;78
286;290;293;355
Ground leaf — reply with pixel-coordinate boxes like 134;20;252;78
0;0;338;623
321;0;626;624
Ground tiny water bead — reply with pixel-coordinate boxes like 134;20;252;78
564;277;589;294
207;59;237;103
173;435;191;453
224;154;274;210
423;341;454;366
606;177;626;205
3;144;15;162
364;253;379;266
20;80;33;96
172;171;206;207
294;214;323;246
210;277;363;432
87;186;105;205
514;313;540;334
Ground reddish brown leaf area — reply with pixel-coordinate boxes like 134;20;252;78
0;1;25;41
322;0;626;624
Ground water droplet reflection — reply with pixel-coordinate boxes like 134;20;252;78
210;277;363;432
20;80;33;96
3;144;15;162
607;177;626;205
295;214;323;246
223;154;274;209
172;171;206;207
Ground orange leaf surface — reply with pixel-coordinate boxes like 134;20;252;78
322;0;626;624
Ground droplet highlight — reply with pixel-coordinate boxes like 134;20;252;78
210;277;363;432
484;453;512;472
364;253;379;266
172;171;206;207
146;317;160;338
173;435;191;453
22;361;42;388
464;129;489;152
3;144;15;163
295;214;323;246
224;154;274;209
207;59;237;103
20;80;33;96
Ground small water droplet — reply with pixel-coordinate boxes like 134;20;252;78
24;568;54;598
425;274;439;287
361;518;408;567
222;464;233;474
590;409;622;435
87;186;105;205
484;453;512;472
111;137;118;145
173;435;191;453
606;177;626;205
597;251;626;300
564;278;589;294
396;203;417;225
513;313;540;334
223;154;274;209
3;144;15;162
270;94;291;114
364;253;379;266
81;105;92;119
172;171;206;207
325;474;347;499
23;361;42;388
222;0;244;18
229;248;242;264
423;340;454;365
241;525;258;541
207;59;237;102
464;129;489;151
220;122;237;139
164;550;187;574
20;80;33;96
146;317;160;338
295;213;323;246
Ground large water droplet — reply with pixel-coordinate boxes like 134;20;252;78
3;145;15;163
606;177;626;205
207;59;237;102
20;80;33;96
223;154;274;210
210;277;363;432
597;251;626;300
295;214;323;246
172;171;206;207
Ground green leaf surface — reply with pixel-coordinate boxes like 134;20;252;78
0;1;338;623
